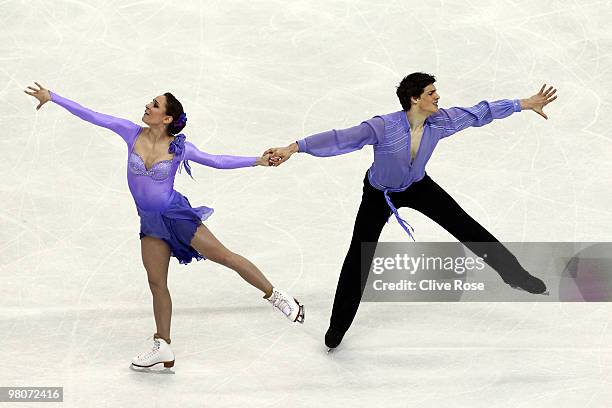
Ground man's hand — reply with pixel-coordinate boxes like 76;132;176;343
520;84;558;120
264;142;299;167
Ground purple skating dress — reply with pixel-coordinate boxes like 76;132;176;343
50;92;257;265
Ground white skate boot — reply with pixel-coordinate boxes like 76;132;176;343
266;288;305;323
131;336;175;369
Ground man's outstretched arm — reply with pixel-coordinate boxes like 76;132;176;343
265;117;384;166
433;84;558;139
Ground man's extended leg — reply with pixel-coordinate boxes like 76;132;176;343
403;175;546;293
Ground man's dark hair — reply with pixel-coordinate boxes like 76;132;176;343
396;72;436;111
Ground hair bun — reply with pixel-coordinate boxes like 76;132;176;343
174;112;187;127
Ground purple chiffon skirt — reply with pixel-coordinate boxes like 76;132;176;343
138;191;214;265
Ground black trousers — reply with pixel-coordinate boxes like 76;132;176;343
329;172;529;333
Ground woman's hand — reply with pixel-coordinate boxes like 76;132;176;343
24;82;51;110
520;84;558;120
264;142;299;167
255;152;273;167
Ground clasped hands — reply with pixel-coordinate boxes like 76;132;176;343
257;143;299;167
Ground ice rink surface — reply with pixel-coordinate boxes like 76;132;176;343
1;0;612;406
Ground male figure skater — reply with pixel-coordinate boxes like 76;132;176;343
266;73;557;349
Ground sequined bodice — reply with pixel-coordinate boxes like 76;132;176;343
126;149;178;212
128;152;173;181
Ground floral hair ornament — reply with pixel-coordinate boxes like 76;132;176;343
168;133;194;179
173;112;187;128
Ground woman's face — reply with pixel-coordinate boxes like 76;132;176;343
143;95;173;127
412;84;440;115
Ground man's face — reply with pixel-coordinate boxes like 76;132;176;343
414;84;440;114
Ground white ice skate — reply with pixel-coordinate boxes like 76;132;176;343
131;336;175;370
267;288;305;323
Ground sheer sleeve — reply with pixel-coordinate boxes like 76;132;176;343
184;141;257;169
428;99;521;139
296;117;384;157
50;91;142;146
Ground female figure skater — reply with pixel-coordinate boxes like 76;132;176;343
24;82;304;369
265;73;557;350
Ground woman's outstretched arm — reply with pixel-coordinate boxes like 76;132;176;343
184;140;269;169
24;82;142;146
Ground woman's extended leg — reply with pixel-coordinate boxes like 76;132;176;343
189;223;273;296
141;235;173;342
189;223;304;323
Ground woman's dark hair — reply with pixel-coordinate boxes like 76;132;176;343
164;92;186;135
396;72;436;111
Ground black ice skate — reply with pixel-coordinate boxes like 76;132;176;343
504;273;549;295
325;327;346;352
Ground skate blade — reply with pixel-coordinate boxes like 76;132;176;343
294;304;305;324
130;363;175;375
510;286;550;296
